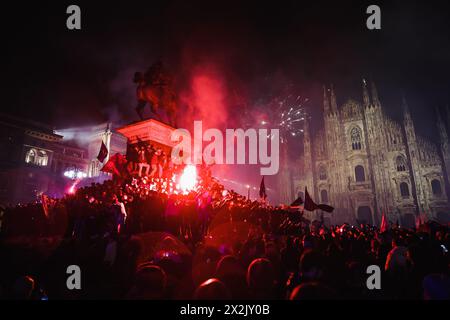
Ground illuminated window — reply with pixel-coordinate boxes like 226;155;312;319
350;127;362;150
400;182;410;197
431;179;442;195
355;165;365;182
25;148;37;164
36;150;48;166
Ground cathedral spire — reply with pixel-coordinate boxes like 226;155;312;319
402;94;412;122
303;116;311;148
330;84;338;114
323;85;330;115
302;117;310;142
371;80;380;106
302;114;314;200
362;78;370;107
446;104;450;129
436;106;448;142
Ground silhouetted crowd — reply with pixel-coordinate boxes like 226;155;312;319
0;172;449;300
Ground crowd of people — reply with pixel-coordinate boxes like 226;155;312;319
0;165;449;300
129;144;172;178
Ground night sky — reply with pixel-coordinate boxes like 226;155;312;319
2;1;450;134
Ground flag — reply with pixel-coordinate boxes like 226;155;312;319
420;213;429;224
380;212;389;233
304;187;334;213
97;141;109;163
415;215;421;229
304;187;319;211
101;153;127;176
41;194;50;218
317;204;334;213
290;195;304;207
259;176;267;199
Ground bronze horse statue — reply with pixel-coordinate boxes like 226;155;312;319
133;61;178;127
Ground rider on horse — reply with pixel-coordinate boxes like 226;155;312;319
133;60;178;127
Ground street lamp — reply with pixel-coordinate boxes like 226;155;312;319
63;168;87;180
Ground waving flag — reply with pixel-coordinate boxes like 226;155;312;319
259;176;267;199
41;194;50;218
101;153;127;177
290;195;304;207
289;195;304;213
304;187;334;213
380;212;389;233
97;141;109;163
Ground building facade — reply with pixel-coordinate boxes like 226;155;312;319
293;81;450;227
0;113;89;205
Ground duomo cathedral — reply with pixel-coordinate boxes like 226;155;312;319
292;80;450;227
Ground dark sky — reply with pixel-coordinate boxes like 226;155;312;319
1;0;450;138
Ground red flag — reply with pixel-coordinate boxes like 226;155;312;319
97;141;108;163
415;215;421;229
380;212;389;233
101;153;127;176
41;194;50;218
420;213;428;224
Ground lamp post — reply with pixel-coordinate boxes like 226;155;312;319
63;168;87;180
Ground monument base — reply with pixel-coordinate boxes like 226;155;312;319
116;118;176;156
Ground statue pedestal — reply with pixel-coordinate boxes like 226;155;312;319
116;118;176;154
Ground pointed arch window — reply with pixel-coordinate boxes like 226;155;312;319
396;155;407;172
321;189;329;203
25;148;37;164
350;127;362;150
431;179;442;196
319;165;327;180
36;150;48;166
400;182;410;197
355;165;365;182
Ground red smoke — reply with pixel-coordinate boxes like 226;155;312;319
179;64;229;130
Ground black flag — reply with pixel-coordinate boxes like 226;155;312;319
317;204;334;213
97;141;108;163
259;176;267;199
290;195;304;207
304;187;334;213
304;187;319;211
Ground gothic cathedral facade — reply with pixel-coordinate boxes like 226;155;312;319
293;81;450;227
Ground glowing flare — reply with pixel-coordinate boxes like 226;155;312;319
68;180;79;194
179;165;197;193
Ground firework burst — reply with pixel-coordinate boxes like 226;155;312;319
253;94;309;143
